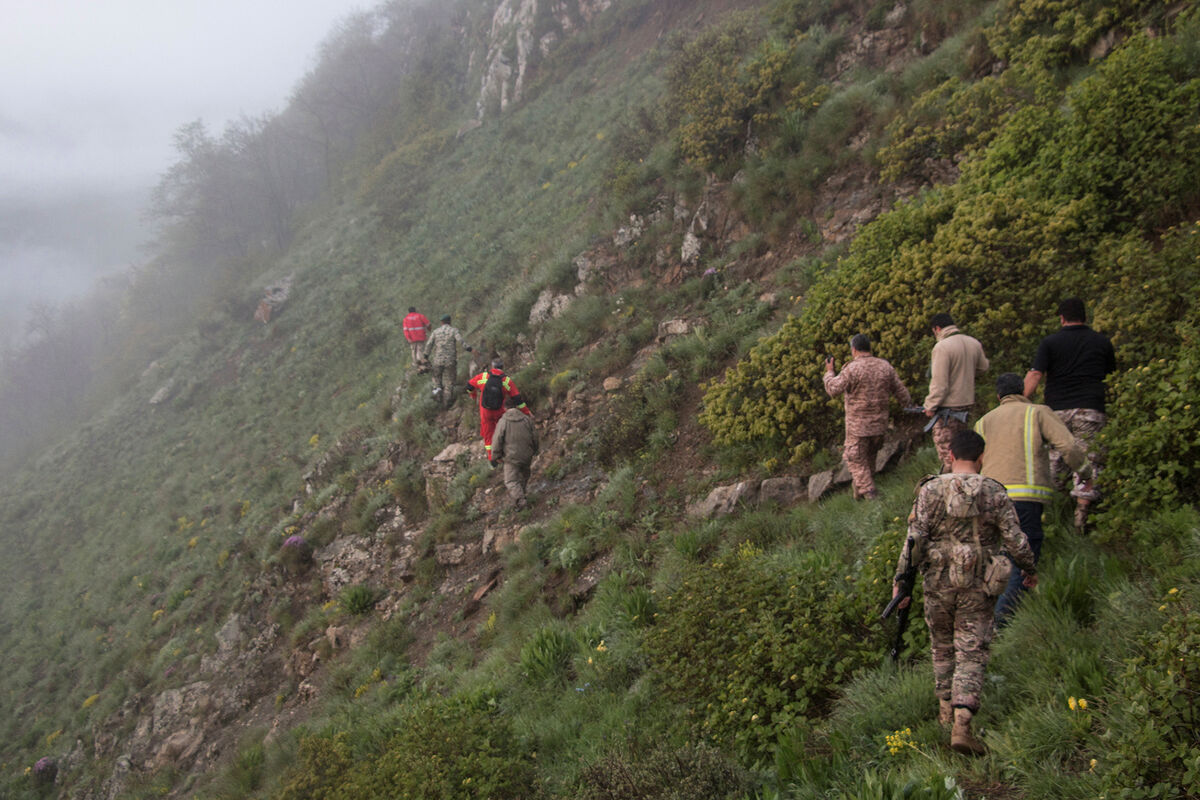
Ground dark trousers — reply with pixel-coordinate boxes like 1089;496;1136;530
994;501;1044;624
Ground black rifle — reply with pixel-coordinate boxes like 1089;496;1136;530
904;406;969;434
881;535;917;662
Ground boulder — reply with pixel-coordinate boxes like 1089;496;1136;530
435;543;471;566
602;376;622;392
529;288;574;327
875;439;903;472
687;481;761;518
759;476;806;508
656;318;691;340
808;471;834;502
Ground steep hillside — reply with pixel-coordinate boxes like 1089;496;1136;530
2;0;1199;798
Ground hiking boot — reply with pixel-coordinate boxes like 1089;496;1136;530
950;708;986;756
938;699;953;727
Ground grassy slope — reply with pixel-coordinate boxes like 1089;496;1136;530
2;0;1199;797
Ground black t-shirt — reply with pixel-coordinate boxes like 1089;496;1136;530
1031;324;1116;412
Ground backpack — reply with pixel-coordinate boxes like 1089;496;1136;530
481;371;506;411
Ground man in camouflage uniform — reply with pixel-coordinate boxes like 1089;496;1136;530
824;333;912;499
924;313;989;472
422;314;472;408
892;429;1037;755
1024;297;1116;530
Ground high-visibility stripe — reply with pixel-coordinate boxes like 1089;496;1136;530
1005;484;1054;501
1009;405;1052;501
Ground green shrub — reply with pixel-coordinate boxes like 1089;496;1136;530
1093;321;1200;548
665;17;791;170
340;584;378;616
644;543;882;759
274;690;536;800
1098;594;1200;798
577;741;751;800
520;624;577;685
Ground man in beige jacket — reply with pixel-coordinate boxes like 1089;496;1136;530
924;313;989;471
975;373;1092;623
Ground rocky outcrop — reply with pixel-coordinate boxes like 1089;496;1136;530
475;0;613;117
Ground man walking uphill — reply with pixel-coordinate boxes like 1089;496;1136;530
975;373;1092;624
892;429;1036;755
467;359;530;462
402;306;431;369
924;313;989;472
423;314;471;408
492;395;539;509
823;333;912;499
1024;297;1115;531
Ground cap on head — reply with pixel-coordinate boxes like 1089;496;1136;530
491;358;504;370
441;314;451;323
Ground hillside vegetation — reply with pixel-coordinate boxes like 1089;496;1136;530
1;0;1199;798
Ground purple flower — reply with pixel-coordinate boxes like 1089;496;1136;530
33;757;56;784
703;268;718;276
282;535;307;549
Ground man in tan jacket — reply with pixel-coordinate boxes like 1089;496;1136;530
491;394;539;509
924;313;989;471
974;373;1091;623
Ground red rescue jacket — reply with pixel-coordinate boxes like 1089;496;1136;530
403;312;431;342
467;369;531;417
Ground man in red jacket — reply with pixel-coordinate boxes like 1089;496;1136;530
467;359;530;463
402;306;431;369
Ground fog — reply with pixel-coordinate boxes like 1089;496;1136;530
0;0;361;345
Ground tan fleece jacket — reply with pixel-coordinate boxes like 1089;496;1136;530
923;326;989;410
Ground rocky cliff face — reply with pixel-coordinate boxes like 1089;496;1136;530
474;0;613;116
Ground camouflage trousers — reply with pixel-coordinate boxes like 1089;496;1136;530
844;433;883;498
931;408;971;472
503;460;532;506
1050;408;1106;502
923;583;995;712
430;361;457;406
408;341;425;366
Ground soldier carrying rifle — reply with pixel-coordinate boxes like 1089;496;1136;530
889;429;1037;755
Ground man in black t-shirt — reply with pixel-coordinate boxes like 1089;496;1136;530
1024;297;1116;530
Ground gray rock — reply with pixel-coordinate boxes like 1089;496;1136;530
759;476;806;508
435;543;471;566
688;481;761;518
875;439;903;472
808;471;834;502
656;318;691;340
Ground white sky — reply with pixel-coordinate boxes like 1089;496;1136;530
0;0;365;342
0;0;364;199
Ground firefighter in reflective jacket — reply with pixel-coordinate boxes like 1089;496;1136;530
467;359;530;462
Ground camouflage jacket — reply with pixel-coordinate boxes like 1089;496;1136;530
823;354;911;437
423;324;465;366
895;472;1035;588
